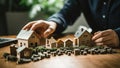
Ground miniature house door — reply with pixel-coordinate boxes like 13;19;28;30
65;39;73;47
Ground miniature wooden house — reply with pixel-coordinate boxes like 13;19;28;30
74;27;93;46
10;44;18;56
17;30;41;48
17;46;33;59
64;39;73;47
56;39;64;48
73;38;78;47
46;37;57;49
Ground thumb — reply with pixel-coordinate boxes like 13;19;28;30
44;26;55;38
94;31;101;35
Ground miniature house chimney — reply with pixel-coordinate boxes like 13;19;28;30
10;44;18;56
74;38;78;47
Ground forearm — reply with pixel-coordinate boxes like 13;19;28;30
114;28;120;42
47;0;81;34
47;13;67;34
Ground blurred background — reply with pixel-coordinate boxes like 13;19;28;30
0;0;89;36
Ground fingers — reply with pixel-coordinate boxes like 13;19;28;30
92;30;111;46
30;21;43;30
95;40;112;46
44;26;55;38
43;21;57;38
22;20;57;38
94;31;101;35
92;30;111;41
94;35;112;43
94;32;112;46
30;22;41;31
22;21;36;30
93;29;120;47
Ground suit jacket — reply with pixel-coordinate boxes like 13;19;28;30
47;0;120;39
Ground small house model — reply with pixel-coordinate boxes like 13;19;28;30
10;44;18;56
74;26;93;46
17;30;42;48
16;46;33;59
7;25;96;62
56;39;64;48
73;38;78;47
64;39;73;47
46;37;57;49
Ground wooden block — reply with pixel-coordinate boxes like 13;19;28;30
58;51;63;56
74;49;80;56
67;52;71;56
90;49;95;55
107;48;112;54
83;51;87;55
10;44;17;56
94;50;100;54
52;52;57;56
84;48;89;52
32;57;39;62
46;54;50;58
47;50;51;54
100;49;107;54
80;50;84;55
3;53;10;58
17;58;31;64
43;52;48;58
6;55;17;61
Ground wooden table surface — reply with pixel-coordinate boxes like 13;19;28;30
0;35;120;68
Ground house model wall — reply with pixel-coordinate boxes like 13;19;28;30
74;26;93;46
17;30;41;48
46;37;57;49
11;30;45;59
16;26;93;49
16;45;33;59
45;26;93;48
46;37;74;48
64;39;73;47
57;40;64;48
9;26;94;59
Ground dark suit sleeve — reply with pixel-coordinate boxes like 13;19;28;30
115;28;120;41
47;0;81;34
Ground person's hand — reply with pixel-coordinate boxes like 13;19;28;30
22;20;57;38
92;29;119;47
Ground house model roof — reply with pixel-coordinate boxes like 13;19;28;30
78;26;92;33
17;30;39;40
48;37;56;43
17;45;26;53
57;39;64;43
64;38;73;42
74;29;87;38
74;26;92;38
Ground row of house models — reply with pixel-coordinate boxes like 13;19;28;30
9;26;93;60
46;26;93;48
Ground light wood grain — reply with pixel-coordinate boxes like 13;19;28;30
0;35;120;68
